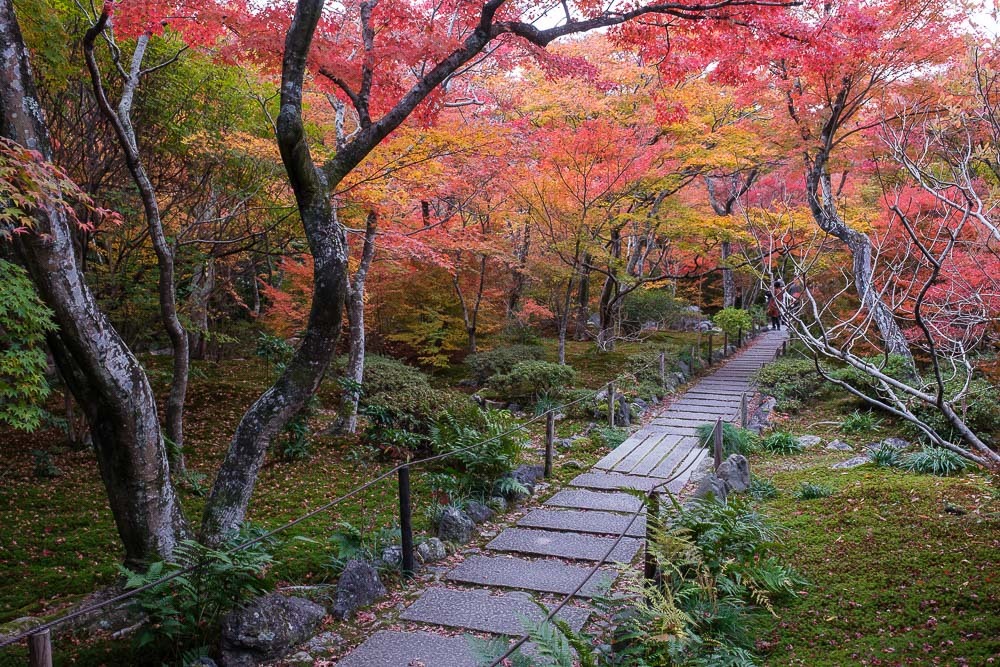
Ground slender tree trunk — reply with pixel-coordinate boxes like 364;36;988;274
336;212;377;435
188;258;215;360
507;222;531;319
573;254;591;341
721;240;735;308
201;0;349;542
1;0;188;565
805;151;913;362
83;22;190;474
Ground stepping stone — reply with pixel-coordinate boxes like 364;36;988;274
569;471;659;491
518;508;646;536
447;554;617;597
336;630;481;667
545;488;643;513
487;527;642;563
399;587;590;635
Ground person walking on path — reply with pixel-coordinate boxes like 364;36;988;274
767;279;784;330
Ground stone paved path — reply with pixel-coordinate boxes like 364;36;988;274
336;330;788;666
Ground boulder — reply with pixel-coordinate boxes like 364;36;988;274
878;437;910;450
615;395;631;427
562;459;586;470
826;440;853;452
831;455;870;470
287;652;313;666
511;464;545;490
437;506;475;544
416;538;448;564
331;560;387;620
676;360;691;377
464;501;494;524
190;659;217;667
693;474;728;502
487;496;508;513
717;454;750;493
379;545;402;569
219;594;326;667
797;435;823;449
303;631;343;656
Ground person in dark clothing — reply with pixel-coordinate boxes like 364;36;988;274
767;280;784;330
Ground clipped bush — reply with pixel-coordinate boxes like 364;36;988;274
486;360;576;400
753;358;829;412
621;289;684;331
352;354;432;397
465;345;546;384
712;307;753;338
901;446;969;476
696;422;760;455
794;482;835;500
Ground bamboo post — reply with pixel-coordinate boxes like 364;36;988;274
658;351;666;389
713;417;724;470
544;411;555;478
28;630;52;667
398;465;415;577
740;393;748;429
608;381;616;427
643;490;660;586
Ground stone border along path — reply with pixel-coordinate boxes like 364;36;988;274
336;330;789;666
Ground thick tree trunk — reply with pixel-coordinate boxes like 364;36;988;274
1;0;187;565
201;0;349;542
335;212;377;435
83;23;190;474
597;274;617;351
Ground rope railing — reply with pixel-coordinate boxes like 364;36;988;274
2;329;764;663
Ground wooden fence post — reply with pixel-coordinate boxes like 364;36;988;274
723;331;729;357
738;327;743;348
740;393;748;429
659;351;666;390
28;630;52;667
644;490;660;586
608;381;616;428
398;465;415;577
544;411;555;478
707;333;713;365
713;416;724;470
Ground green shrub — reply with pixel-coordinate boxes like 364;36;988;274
121;526;275;658
712;307;753;338
909;379;1000;448
328;521;400;574
486;360;576;400
794;482;835;500
353;354;432;396
696;422;760;455
0;259;56;432
31;449;61;478
869;443;902;468
840;410;882;435
561;388;601;419
621;289;684;330
430;409;527;493
760;431;804;455
753;358;829;412
748;476;779;500
465;345;546;384
901;446;969;476
593;426;628;449
361;381;477;454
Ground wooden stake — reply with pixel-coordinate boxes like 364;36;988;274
713;417;724;470
28;630;52;667
544;411;555;478
398;465;415;577
608;381;616;428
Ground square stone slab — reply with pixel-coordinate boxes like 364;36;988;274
569;471;659;491
446;554;617;597
399;587;590;635
487;527;642;563
518;508;646;537
335;630;480;667
545;488;643;513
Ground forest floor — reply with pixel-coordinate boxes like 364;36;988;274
1;337;998;665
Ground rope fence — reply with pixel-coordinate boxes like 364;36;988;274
2;324;769;665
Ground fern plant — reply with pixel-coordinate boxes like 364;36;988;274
431;409;527;493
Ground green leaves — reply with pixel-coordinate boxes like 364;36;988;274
0;259;56;432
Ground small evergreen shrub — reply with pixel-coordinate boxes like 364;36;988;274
696;422;761;455
486;361;576;400
31;449;61;478
593;426;628;449
748;475;779;500
465;345;546;384
840;410;882;435
794;482;835;500
753;358;829;412
901;446;969;476
760;431;804;455
869;443;902;468
712;307;753;338
328;521;400;574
